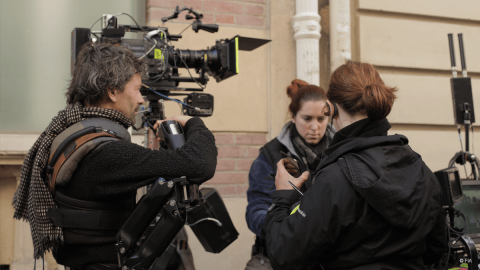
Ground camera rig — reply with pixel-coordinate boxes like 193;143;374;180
71;7;270;122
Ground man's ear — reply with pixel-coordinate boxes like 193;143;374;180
291;112;296;123
106;87;117;103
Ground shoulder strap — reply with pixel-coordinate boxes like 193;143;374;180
47;132;117;194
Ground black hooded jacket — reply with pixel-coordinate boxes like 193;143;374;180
265;118;446;270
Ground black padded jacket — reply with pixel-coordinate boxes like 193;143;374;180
52;117;217;269
265;118;446;270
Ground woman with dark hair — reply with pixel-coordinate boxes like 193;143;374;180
265;61;446;269
245;80;335;270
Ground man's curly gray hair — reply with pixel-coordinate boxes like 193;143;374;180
66;42;146;106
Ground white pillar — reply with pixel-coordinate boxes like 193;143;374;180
293;0;321;86
329;0;351;72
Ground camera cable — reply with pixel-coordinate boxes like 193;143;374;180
139;37;157;60
472;125;475;156
89;13;146;42
457;126;470;179
113;13;145;35
443;208;468;269
90;17;102;31
179;22;194;36
144;32;171;83
143;85;199;112
471;125;480;180
88;17;102;41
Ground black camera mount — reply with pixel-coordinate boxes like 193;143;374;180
447;33;480;180
437;34;480;269
116;177;201;270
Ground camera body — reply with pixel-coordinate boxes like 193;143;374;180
71;13;269;118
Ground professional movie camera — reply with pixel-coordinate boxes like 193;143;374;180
71;7;270;123
70;8;270;270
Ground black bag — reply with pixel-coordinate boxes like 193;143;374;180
187;188;239;253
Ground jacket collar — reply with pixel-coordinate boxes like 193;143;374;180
276;121;336;160
276;122;300;159
315;118;408;173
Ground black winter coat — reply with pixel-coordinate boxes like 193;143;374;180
52;118;217;269
265;118;446;270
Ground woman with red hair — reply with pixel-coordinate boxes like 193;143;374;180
245;79;335;269
265;61;446;269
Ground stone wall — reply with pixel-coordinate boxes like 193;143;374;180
147;0;267;28
351;0;480;176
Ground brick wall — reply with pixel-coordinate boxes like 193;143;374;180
147;0;267;28
201;132;267;197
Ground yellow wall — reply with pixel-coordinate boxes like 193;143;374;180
0;176;16;264
0;0;297;268
352;0;480;178
4;1;480;269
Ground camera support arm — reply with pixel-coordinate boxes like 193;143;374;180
116;177;201;270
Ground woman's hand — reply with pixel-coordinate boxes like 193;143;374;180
275;159;309;190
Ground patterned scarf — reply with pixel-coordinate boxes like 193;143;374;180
290;124;329;172
12;103;131;259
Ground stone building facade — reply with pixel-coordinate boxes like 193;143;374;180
1;0;480;269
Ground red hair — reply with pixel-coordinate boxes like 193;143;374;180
327;61;397;121
287;79;327;116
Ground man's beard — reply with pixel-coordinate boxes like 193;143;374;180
130;112;137;125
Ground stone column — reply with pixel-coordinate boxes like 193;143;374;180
11;172;48;270
293;0;321;86
329;0;351;72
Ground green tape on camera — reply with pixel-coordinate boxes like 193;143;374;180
154;48;163;60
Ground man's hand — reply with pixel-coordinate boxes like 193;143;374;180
153;115;193;142
275;159;309;191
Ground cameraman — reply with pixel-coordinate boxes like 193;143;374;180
12;42;218;269
265;61;446;269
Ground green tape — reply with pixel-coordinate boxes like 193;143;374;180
154;48;163;61
235;37;239;74
290;204;300;215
